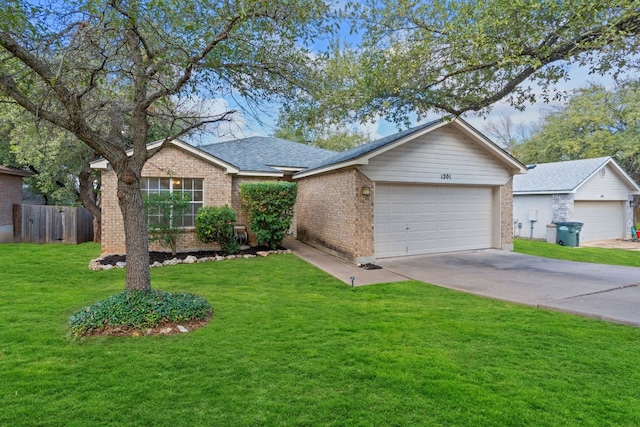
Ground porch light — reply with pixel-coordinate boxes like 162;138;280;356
361;186;371;196
173;179;181;186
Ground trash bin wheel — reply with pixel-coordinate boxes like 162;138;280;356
558;240;565;246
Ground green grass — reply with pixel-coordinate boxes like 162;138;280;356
2;243;640;426
514;238;640;267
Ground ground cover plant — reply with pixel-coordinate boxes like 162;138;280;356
68;290;212;337
2;243;640;426
514;238;640;267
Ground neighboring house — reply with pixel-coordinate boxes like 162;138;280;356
513;157;640;242
92;117;527;263
0;165;31;243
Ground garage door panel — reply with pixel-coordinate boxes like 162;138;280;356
375;184;493;258
573;201;624;241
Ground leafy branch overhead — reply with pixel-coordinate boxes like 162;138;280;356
284;0;640;128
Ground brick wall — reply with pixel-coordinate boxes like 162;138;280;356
500;178;513;250
100;146;233;255
296;168;374;264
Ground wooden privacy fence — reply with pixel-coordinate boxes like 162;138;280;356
13;204;94;244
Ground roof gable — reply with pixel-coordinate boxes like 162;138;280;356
294;117;526;179
513;157;640;194
90;137;336;177
90;139;241;173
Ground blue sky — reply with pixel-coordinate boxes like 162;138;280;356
193;61;637;149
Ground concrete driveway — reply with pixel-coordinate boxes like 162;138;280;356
377;250;640;327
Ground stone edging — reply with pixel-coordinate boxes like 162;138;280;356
89;249;292;271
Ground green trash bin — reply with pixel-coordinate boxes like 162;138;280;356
555;222;583;247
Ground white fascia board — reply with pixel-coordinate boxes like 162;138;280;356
514;190;574;195
452;118;528;174
89;139;240;174
269;166;305;172
293;158;369;179
237;171;284;177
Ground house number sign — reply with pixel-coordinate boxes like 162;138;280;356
440;173;452;180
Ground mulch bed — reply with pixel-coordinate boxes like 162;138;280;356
99;245;282;266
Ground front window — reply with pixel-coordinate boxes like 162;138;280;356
141;177;203;227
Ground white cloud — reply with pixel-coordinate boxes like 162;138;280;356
172;96;265;144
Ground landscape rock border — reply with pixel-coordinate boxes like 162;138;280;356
89;249;291;271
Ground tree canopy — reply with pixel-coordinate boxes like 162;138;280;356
282;0;640;129
512;81;640;181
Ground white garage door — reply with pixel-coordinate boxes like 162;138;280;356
573;201;625;242
375;184;494;258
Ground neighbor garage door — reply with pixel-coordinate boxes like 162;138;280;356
573;201;625;242
375;184;494;258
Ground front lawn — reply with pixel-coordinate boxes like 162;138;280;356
2;243;640;426
514;238;640;267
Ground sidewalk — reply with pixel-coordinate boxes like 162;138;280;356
283;238;408;286
580;239;640;251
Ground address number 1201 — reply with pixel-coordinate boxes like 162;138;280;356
441;173;452;180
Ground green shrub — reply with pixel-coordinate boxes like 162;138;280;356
68;290;212;337
143;192;191;256
240;182;297;249
194;205;239;254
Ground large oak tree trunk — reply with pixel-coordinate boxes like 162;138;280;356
117;169;151;291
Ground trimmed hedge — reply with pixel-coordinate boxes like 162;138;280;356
69;290;212;337
194;205;239;254
240;182;297;249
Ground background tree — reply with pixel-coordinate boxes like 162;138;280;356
283;0;640;129
0;0;330;291
483;113;533;153
0;100;184;242
273;112;370;151
511;81;640;181
0;104;100;208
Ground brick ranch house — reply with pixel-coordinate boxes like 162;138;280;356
0;165;31;243
91;117;527;264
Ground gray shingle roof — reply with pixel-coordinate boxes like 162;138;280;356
513;156;611;193
199;136;336;173
302;119;444;172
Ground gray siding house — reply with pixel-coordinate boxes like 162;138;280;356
513;157;640;242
